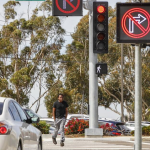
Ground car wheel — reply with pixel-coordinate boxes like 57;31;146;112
38;142;42;150
17;142;22;150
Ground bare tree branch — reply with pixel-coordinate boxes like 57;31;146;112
30;79;60;109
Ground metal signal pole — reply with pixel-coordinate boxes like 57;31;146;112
88;0;98;129
121;43;124;122
135;44;142;150
84;0;103;137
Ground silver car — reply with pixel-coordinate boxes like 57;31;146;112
0;97;42;150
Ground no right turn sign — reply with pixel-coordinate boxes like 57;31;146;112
52;0;83;16
117;3;150;43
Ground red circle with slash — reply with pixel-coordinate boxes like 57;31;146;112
121;8;150;38
56;0;80;14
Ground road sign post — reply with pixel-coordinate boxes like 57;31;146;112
135;44;142;150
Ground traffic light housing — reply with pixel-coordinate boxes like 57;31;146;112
93;1;108;53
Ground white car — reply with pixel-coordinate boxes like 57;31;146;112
65;114;89;126
125;121;149;131
67;114;89;120
125;122;135;131
39;118;54;127
141;121;150;127
0;97;42;150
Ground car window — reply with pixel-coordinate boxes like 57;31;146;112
0;102;3;115
8;107;15;120
26;110;37;118
9;101;21;121
13;102;27;122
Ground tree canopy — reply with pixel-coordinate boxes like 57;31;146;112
0;0;150;121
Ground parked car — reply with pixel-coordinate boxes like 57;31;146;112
98;119;131;136
125;121;135;131
142;121;150;127
107;130;122;136
125;121;150;131
65;114;89;126
67;114;89;120
40;118;54;127
0;97;42;150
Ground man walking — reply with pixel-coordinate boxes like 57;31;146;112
52;94;68;147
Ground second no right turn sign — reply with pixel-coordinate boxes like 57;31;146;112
52;0;83;16
117;3;150;43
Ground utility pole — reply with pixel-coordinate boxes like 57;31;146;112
85;0;103;137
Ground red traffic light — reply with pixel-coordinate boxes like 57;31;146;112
97;6;105;13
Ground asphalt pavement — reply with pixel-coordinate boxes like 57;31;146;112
42;135;150;150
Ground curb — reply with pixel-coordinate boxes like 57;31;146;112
130;137;150;141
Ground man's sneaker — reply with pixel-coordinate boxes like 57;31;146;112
60;141;64;147
52;137;57;145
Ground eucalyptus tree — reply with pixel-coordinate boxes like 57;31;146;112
44;14;89;115
0;0;65;110
62;14;89;114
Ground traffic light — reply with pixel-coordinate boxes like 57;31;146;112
93;2;108;53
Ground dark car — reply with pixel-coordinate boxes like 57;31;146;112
98;119;131;136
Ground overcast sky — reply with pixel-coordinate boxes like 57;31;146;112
0;0;126;119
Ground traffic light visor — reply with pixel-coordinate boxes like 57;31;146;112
97;6;105;13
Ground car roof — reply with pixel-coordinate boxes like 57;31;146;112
98;119;125;125
0;97;13;103
126;121;135;123
68;113;89;116
67;114;89;118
